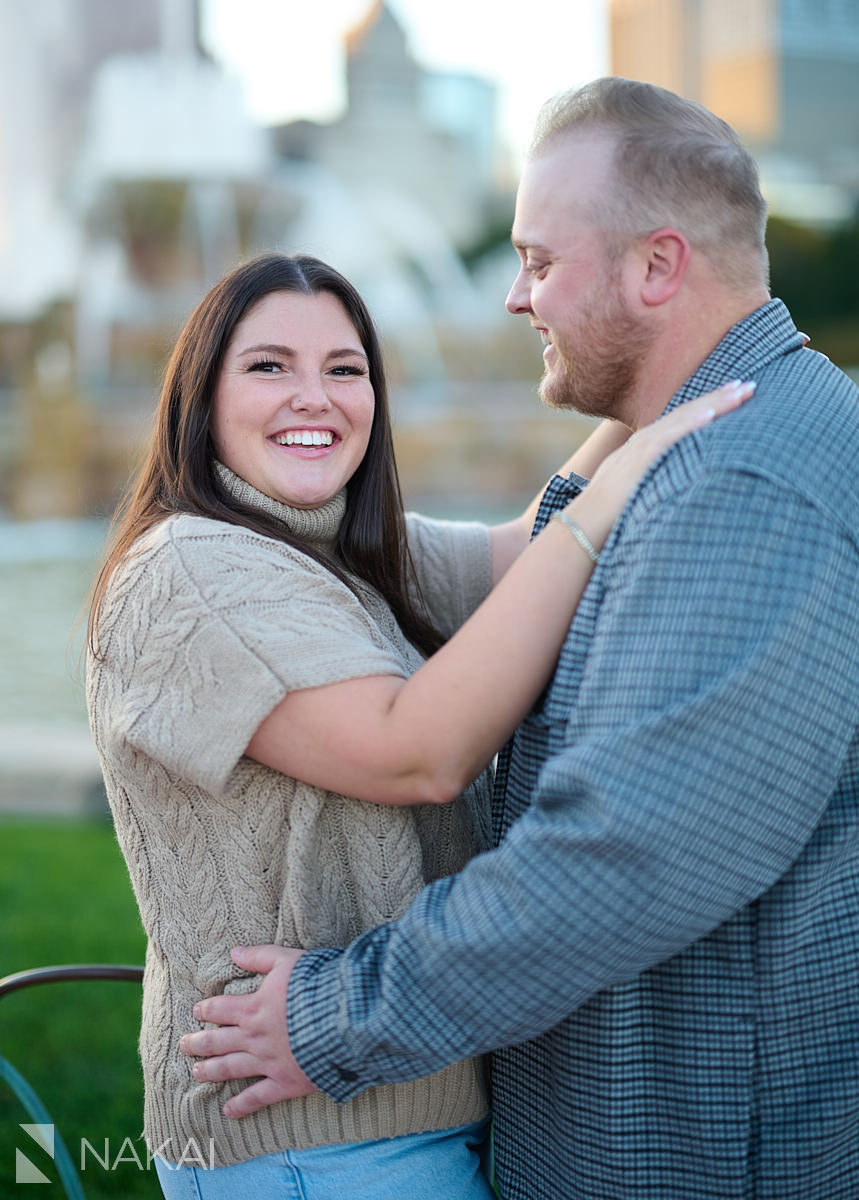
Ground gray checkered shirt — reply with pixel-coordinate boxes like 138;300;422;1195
288;300;859;1199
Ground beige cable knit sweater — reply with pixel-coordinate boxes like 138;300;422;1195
86;476;494;1167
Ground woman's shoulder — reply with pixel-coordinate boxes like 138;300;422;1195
131;512;330;574
142;511;282;551
104;513;350;627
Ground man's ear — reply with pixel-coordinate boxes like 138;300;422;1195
637;227;690;306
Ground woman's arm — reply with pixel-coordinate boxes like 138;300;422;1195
247;383;753;807
489;418;632;584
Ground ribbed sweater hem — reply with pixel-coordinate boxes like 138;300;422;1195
145;1057;488;1168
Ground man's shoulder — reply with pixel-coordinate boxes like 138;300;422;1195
627;348;859;550
700;348;859;515
756;344;857;425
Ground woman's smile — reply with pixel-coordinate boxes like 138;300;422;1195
270;428;338;450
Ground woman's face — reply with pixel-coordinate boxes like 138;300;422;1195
211;290;375;509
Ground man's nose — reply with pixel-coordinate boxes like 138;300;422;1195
505;269;532;315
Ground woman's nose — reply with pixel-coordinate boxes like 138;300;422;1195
288;376;332;412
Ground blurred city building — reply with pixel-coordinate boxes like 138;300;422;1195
0;0;224;321
267;0;515;387
0;0;565;522
273;0;500;249
610;0;859;226
0;0;275;515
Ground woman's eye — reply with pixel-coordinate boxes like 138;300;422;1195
527;262;548;277
248;359;282;373
330;364;367;377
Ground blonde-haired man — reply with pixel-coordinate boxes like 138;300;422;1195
185;79;859;1200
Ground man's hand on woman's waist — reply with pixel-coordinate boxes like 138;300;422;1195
180;944;316;1118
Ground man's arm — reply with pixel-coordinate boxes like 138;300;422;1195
186;469;859;1114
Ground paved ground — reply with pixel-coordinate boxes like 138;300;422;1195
0;722;106;817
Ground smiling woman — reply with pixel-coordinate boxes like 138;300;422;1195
84;250;751;1200
211;290;375;510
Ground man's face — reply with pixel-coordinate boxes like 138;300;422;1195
507;134;655;422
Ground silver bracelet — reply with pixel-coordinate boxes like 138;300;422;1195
552;511;600;563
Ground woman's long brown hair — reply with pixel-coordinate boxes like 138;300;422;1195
88;253;444;657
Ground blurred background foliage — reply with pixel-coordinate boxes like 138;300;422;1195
766;212;859;366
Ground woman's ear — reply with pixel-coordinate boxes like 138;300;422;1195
638;227;690;306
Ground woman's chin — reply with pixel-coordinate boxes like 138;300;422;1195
273;488;340;510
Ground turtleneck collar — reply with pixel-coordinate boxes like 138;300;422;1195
214;462;346;551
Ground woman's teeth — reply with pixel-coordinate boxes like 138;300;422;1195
273;431;334;447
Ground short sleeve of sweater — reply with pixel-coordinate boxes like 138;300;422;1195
405;512;492;639
99;516;407;795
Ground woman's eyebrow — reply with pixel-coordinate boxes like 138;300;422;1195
236;342;295;357
325;347;368;362
235;343;368;361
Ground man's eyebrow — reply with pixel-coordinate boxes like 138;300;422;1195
511;237;550;255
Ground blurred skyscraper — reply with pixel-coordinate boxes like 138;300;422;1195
610;0;859;224
272;1;501;249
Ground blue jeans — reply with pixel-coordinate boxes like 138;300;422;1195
154;1119;493;1200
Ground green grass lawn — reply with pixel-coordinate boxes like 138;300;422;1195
0;817;157;1198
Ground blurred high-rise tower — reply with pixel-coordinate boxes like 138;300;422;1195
610;0;859;222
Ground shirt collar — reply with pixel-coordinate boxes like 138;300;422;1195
665;298;806;416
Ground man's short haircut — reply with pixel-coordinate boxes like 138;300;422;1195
530;76;769;290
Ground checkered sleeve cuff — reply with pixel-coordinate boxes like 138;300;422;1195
287;947;369;1102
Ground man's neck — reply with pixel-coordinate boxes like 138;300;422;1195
624;288;770;430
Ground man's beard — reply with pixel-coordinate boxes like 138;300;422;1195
539;283;656;421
